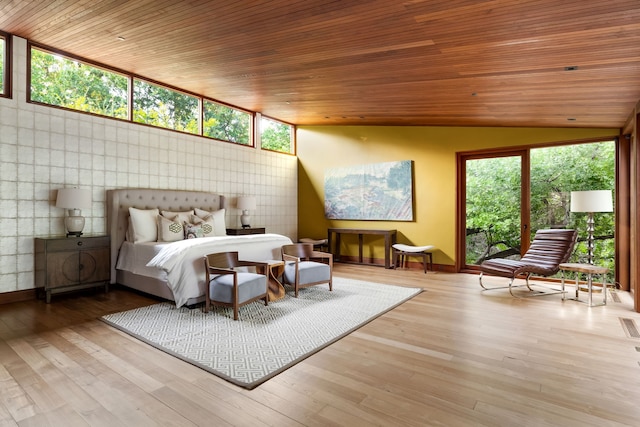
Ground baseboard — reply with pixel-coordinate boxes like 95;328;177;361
335;255;453;272
0;288;39;305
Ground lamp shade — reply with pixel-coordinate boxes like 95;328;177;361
237;196;256;211
570;190;613;213
56;188;92;210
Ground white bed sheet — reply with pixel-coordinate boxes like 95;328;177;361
116;241;170;281
118;234;292;307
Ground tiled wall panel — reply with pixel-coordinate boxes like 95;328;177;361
0;37;298;294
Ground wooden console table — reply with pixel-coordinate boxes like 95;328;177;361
327;228;397;269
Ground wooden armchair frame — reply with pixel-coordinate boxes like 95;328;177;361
281;243;333;297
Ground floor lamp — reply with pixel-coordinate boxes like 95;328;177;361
570;190;613;265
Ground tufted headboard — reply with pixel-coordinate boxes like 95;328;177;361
106;188;225;284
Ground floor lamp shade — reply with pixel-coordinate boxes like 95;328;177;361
56;188;92;236
570;190;613;213
237;196;256;228
570;190;613;264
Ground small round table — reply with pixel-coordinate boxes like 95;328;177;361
559;263;609;307
266;260;286;301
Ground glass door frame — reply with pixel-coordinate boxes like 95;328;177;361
456;149;530;272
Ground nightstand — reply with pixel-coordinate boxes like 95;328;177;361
226;227;266;235
34;235;110;303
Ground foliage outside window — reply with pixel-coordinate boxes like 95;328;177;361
260;116;293;153
465;140;615;280
0;36;5;95
28;44;295;152
203;100;251;145
30;47;128;118
133;79;199;134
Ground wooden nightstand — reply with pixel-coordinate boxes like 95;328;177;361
226;227;266;235
34;235;110;303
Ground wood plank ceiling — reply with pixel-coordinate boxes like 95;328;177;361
1;0;640;128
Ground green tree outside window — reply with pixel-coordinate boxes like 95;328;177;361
133;79;199;134
260;117;292;153
30;48;128;118
203;101;251;144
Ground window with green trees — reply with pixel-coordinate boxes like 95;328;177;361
28;44;296;151
464;140;615;280
30;47;128;118
133;79;199;133
260;116;293;153
0;35;5;95
203;100;251;145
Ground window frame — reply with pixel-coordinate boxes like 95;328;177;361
25;41;293;153
202;98;255;146
28;42;130;120
456;136;620;283
132;76;201;134
0;31;11;99
259;114;296;155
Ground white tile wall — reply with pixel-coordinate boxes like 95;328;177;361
0;37;298;294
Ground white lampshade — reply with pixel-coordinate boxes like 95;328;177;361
56;188;91;236
56;188;92;209
570;190;613;213
237;196;256;211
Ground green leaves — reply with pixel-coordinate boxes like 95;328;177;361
466;141;615;276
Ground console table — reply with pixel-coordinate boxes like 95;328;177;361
327;228;397;269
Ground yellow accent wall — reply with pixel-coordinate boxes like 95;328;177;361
296;125;618;268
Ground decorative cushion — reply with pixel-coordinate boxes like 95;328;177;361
161;210;193;224
189;214;215;237
194;208;226;236
157;215;184;242
128;207;159;243
210;273;266;303
184;222;204;239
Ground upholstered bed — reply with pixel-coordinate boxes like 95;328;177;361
107;188;292;306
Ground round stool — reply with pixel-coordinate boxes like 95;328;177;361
299;238;328;252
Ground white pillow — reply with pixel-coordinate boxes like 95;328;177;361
128;207;159;243
194;208;226;236
161;210;193;224
157;215;184;242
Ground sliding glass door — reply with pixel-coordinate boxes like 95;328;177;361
464;152;527;267
530;142;615;276
459;140;615;280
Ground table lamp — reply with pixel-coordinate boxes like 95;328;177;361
570;190;613;264
237;196;256;228
56;187;92;236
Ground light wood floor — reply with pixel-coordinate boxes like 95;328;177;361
1;264;640;426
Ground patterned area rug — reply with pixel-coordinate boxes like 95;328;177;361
101;277;422;389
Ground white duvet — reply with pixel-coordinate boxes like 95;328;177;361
123;234;292;307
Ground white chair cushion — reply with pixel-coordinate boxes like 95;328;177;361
299;238;328;245
392;244;435;253
210;273;266;303
284;261;330;284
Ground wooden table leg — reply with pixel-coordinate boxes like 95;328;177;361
384;234;391;268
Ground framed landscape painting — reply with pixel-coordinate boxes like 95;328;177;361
324;160;414;220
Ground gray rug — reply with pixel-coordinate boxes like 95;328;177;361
101;277;422;389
